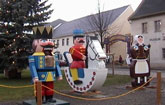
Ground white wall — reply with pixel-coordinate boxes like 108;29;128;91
54;35;74;56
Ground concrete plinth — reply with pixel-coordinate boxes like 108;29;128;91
23;98;70;105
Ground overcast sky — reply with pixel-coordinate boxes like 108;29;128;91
47;0;142;22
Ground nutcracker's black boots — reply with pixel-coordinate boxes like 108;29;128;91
46;95;56;103
74;80;82;85
35;96;46;104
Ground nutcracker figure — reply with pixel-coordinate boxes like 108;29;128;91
129;35;151;87
69;29;86;85
28;26;62;103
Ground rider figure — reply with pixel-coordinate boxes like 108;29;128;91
69;29;86;85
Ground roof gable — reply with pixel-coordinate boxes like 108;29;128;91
52;5;130;38
129;0;165;20
45;19;66;27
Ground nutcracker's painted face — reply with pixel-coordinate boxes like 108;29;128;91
40;39;54;55
32;39;54;55
74;36;85;46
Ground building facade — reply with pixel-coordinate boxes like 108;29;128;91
129;0;165;68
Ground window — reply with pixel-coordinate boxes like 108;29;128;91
66;38;69;46
57;40;59;46
155;20;161;32
142;22;147;33
163;33;165;40
53;40;55;43
162;48;165;59
62;39;65;46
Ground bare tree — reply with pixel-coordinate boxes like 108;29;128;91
87;0;123;48
87;0;110;48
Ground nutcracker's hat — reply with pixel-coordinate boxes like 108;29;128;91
73;29;84;38
33;26;53;39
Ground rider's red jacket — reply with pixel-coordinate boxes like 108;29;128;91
69;45;86;68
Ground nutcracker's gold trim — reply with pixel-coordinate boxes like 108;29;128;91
46;72;53;81
33;52;45;56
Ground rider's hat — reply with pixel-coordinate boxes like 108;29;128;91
73;29;85;38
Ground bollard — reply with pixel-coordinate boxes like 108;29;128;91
112;54;115;75
36;81;42;105
156;72;161;105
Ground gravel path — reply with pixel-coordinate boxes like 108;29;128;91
53;78;165;105
0;77;164;105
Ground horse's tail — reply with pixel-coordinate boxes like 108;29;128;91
85;36;89;68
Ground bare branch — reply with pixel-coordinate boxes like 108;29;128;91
86;0;120;48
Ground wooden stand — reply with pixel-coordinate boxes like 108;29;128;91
23;81;70;105
23;98;70;105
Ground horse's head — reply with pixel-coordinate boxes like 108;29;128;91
87;36;106;61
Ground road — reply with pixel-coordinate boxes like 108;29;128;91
108;67;165;78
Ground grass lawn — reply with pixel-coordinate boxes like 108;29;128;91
0;69;131;102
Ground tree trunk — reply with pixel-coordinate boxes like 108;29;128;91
4;68;22;79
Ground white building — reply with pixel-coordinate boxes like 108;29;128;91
46;5;133;61
129;0;165;68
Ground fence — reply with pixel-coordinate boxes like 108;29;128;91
0;72;162;105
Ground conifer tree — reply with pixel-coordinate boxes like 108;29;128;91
0;0;53;78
